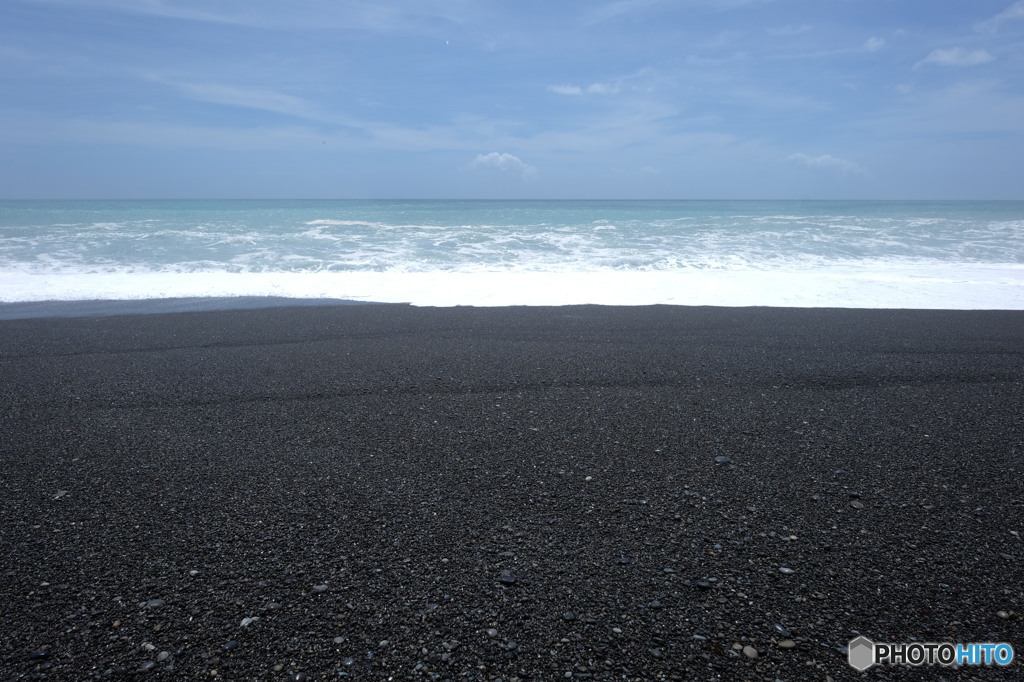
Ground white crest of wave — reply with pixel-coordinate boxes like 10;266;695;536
303;219;455;230
304;219;371;226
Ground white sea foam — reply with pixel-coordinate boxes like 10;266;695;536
4;200;1022;310
209;234;260;246
304;219;457;230
2;262;1021;309
305;219;373;226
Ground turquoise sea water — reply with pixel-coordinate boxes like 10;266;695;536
1;200;1022;309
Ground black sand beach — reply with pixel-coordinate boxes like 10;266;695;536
1;304;1021;680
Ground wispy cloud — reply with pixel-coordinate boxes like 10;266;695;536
854;79;1024;140
23;0;260;27
20;0;473;34
768;24;811;36
468;152;537;180
154;77;375;131
684;51;747;67
548;85;583;96
786;153;865;176
583;0;665;26
0;113;332;150
864;37;885;52
547;81;620;96
583;0;774;26
914;47;995;69
585;82;620;95
0;109;507;154
975;1;1024;33
546;67;658;99
172;81;315;118
0;44;42;61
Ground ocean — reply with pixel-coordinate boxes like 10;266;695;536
1;199;1022;313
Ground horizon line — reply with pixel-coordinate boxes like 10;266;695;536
3;197;1024;202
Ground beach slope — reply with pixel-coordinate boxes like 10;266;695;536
1;304;1021;679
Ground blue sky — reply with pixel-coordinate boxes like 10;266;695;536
1;0;1023;199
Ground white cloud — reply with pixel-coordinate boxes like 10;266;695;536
976;1;1024;32
469;152;537;180
547;82;620;96
786;153;865;176
865;37;885;52
548;84;583;96
914;47;995;69
584;82;620;95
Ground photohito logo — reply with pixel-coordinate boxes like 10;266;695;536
848;636;1015;671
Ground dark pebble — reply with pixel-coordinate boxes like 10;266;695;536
695;581;712;590
773;624;792;637
499;570;517;585
28;650;50;660
223;640;239;651
714;456;733;464
648;600;663;609
618;556;632;565
137;661;156;672
562;611;576;621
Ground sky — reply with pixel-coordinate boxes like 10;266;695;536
1;0;1023;199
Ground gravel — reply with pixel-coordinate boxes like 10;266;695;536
1;304;1022;680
